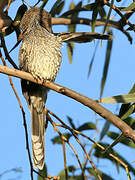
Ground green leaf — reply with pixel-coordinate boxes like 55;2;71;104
14;4;28;22
107;131;135;148
3;4;27;37
103;118;135;153
88;41;99;77
77;122;96;131
58;169;65;179
68;1;82;33
98;6;106;19
67;175;83;180
98;93;135;103
51;133;72;144
120;104;135;120
50;0;64;17
121;2;135;11
88;168;115;180
83;3;96;11
104;134;124;154
67;42;74;64
129;84;135;94
68;165;76;173
67;116;76;129
100;121;111;140
66;2;82;64
100;30;113;98
119;103;131;118
92;7;98;32
119;84;135;121
58;166;78;180
103;0;114;34
124;117;135;127
94;143;135;175
40;0;49;8
55;1;65;15
61;2;83;17
38;164;47;180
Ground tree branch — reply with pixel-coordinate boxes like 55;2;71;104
52;17;132;43
0;65;135;142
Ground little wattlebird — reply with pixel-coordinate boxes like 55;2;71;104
19;7;62;169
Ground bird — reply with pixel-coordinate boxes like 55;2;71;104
19;7;62;170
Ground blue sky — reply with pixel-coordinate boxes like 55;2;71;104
0;0;135;179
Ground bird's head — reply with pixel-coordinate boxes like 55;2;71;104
20;7;52;33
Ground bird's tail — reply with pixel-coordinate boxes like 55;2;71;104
31;106;45;170
21;80;47;169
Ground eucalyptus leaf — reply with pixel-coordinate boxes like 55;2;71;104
51;133;72;144
92;7;98;32
100;121;111;140
67;116;76;129
100;30;113;98
94;143;135;175
77;122;96;131
38;164;47;180
121;2;135;11
88;168;115;180
50;0;64;17
83;3;96;11
107;131;135;148
103;0;114;33
98;93;135;103
67;42;74;64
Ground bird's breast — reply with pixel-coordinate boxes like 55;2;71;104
21;35;62;81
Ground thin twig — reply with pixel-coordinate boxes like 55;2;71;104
0;49;33;180
46;113;85;178
0;35;18;69
103;0;135;30
6;0;12;12
47;111;101;180
33;169;46;179
48;110;131;180
62;139;68;180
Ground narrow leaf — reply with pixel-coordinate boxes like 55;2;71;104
107;131;135;148
14;4;27;22
104;134;124;154
94;143;135;175
100;30;113;98
55;1;65;15
77;122;96;131
37;0;49;8
67;116;76;129
98;6;106;20
38;164;47;180
88;41;99;77
98;93;135;103
119;84;135;122
121;2;135;11
50;0;63;17
67;42;74;64
88;168;115;180
100;121;111;140
83;3;96;11
51;133;72;144
129;84;135;93
120;104;135;120
92;7;98;32
103;0;114;33
104;118;135;153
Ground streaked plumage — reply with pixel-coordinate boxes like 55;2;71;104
19;7;62;169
